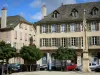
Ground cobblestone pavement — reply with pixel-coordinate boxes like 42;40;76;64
11;71;100;75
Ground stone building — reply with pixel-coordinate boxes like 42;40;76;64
0;8;36;64
35;2;100;66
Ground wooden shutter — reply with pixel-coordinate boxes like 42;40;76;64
97;36;100;46
48;25;51;33
65;38;68;47
67;24;70;32
87;23;91;31
56;38;60;47
95;22;99;31
75;37;78;47
48;38;51;47
45;25;48;33
40;39;42;47
88;36;92;46
67;37;71;47
78;37;81;48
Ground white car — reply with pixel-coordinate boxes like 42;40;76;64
89;63;99;71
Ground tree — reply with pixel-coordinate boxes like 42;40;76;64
20;46;43;71
0;41;16;74
53;47;76;71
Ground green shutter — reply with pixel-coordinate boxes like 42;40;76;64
48;38;51;47
48;25;51;33
40;39;42;47
75;37;78;47
65;38;68;47
45;25;48;33
88;36;92;46
87;23;91;31
67;37;71;47
67;24;70;32
97;36;100;46
78;37;81;48
95;22;99;31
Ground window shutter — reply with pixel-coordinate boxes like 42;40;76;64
75;37;78;47
56;38;60;47
65;38;68;47
67;37;71;47
48;38;51;47
67;24;70;32
97;36;100;45
88;36;92;46
95;22;99;31
78;37;81;48
48;25;51;33
40;39;42;47
88;23;91;31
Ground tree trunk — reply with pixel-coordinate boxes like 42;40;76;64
60;60;63;71
1;60;4;75
6;59;9;75
30;64;31;72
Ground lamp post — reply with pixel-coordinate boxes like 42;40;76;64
82;9;91;72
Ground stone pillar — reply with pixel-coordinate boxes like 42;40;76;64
76;52;82;66
47;52;52;70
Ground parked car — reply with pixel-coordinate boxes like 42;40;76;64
40;64;47;70
89;62;98;71
0;64;12;75
65;63;76;71
75;62;99;71
95;65;100;72
8;63;21;72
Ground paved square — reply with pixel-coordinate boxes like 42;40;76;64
11;71;100;75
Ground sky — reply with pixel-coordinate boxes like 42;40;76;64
0;0;100;23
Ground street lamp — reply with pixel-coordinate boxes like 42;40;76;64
82;9;91;72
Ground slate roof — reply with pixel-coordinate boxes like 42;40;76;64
0;15;33;31
35;2;100;24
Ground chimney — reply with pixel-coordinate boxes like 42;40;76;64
1;7;7;28
42;5;47;18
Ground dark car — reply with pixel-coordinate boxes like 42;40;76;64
8;63;21;72
0;64;12;75
95;65;100;72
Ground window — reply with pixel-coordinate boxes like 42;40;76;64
80;23;83;32
91;22;96;31
70;23;75;32
71;37;75;46
25;33;27;41
13;42;17;48
71;8;78;17
14;31;17;39
42;38;46;46
61;38;66;47
91;7;98;15
92;36;97;45
52;38;56;46
25;25;27;30
52;11;59;18
52;24;56;32
81;38;83;47
60;24;65;32
20;32;22;40
42;25;46;33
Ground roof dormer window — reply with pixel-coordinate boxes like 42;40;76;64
52;10;59;18
90;7;98;15
71;8;78;17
